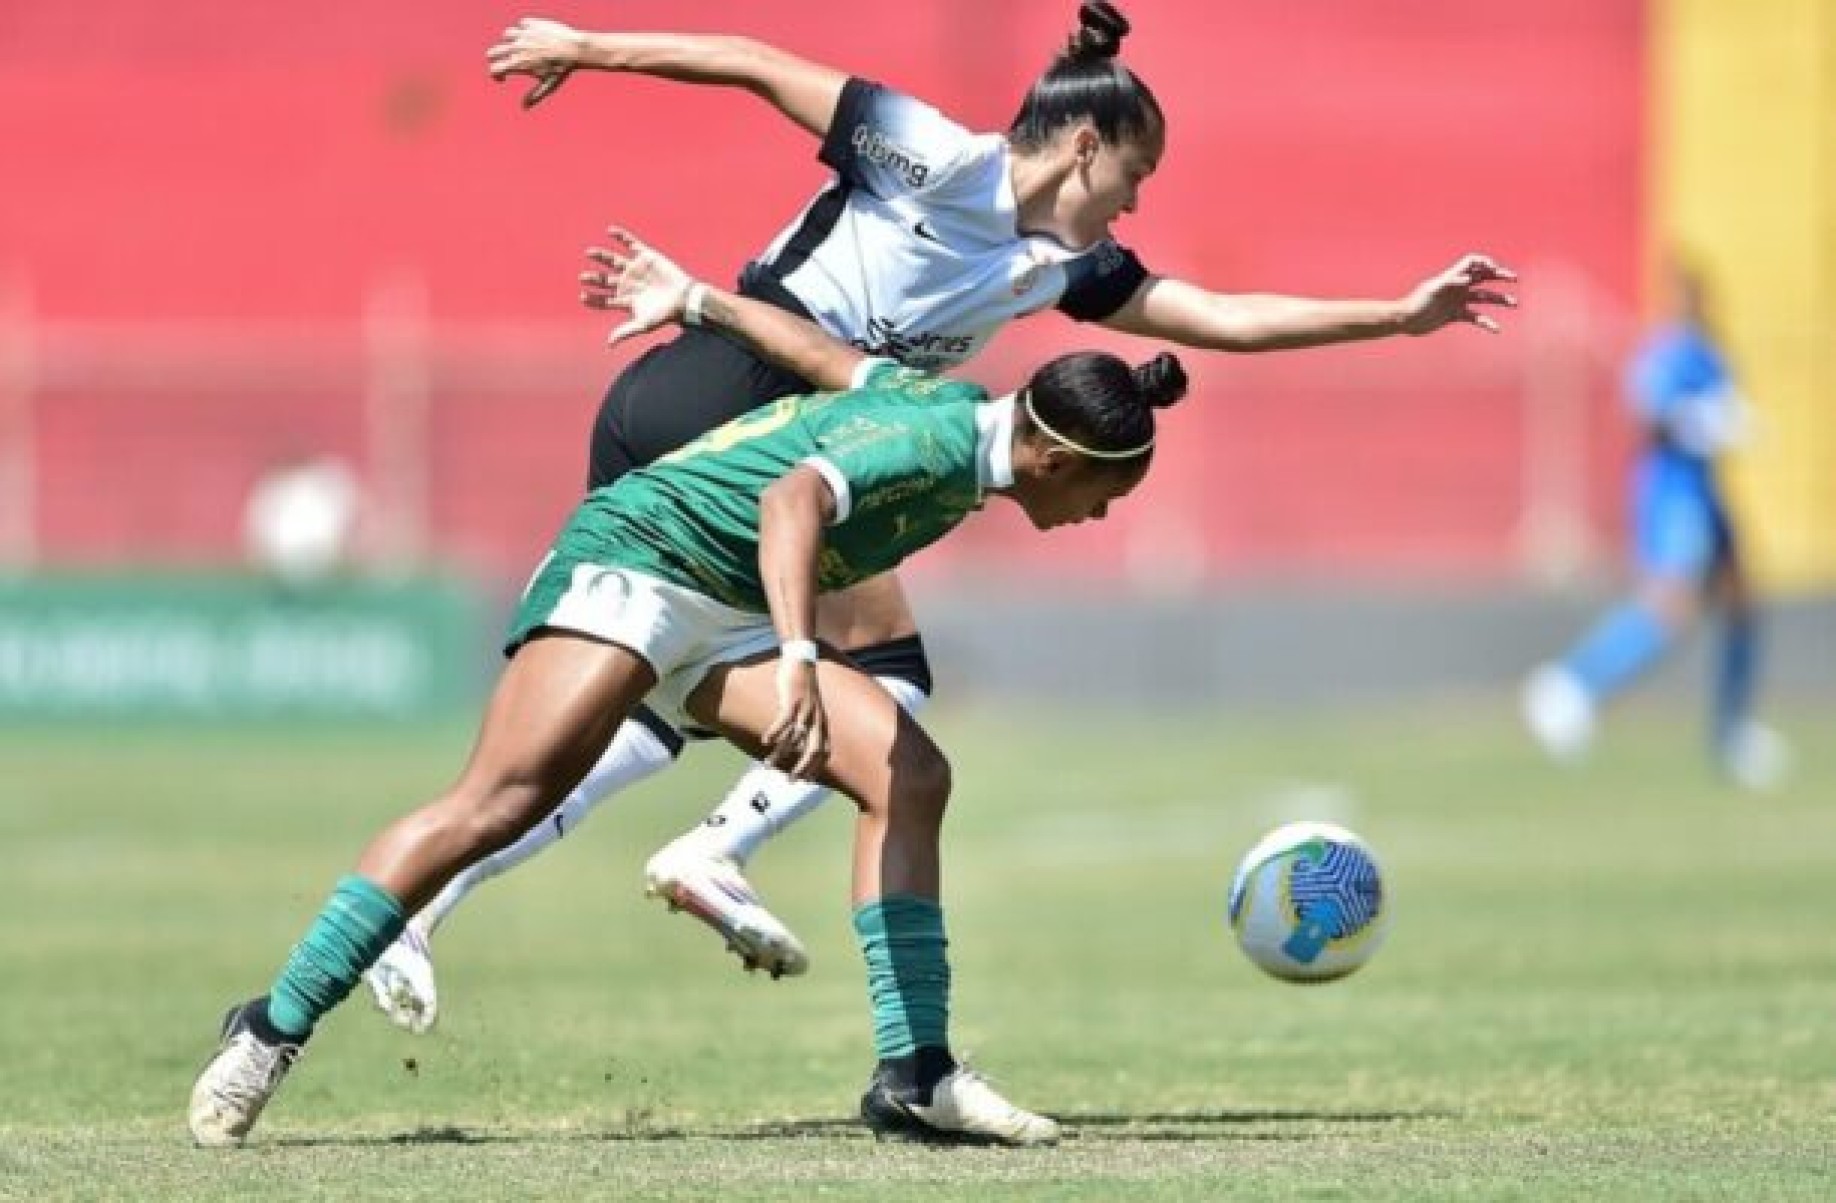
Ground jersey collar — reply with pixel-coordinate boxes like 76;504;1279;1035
975;396;1017;492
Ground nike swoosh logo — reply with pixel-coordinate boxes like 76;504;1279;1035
913;220;942;244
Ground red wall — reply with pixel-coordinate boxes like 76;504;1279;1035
0;1;1643;581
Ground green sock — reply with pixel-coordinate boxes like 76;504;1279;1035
267;875;406;1039
852;894;950;1059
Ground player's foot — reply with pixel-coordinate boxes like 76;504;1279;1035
187;998;301;1148
860;1061;1060;1147
1717;720;1792;793
1521;663;1596;764
643;836;809;978
364;917;439;1034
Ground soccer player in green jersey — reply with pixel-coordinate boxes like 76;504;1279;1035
188;228;1187;1150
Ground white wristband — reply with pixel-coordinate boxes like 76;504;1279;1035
779;639;820;664
683;282;710;327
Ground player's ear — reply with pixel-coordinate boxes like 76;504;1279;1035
1034;443;1079;479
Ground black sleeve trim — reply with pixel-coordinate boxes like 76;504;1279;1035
818;77;882;185
1057;242;1151;323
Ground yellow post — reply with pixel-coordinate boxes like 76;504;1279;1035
1651;0;1836;590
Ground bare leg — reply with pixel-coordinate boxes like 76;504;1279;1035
685;650;949;905
188;633;659;1147
681;652;1057;1146
358;636;658;911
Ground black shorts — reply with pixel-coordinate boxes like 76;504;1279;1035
588;326;815;490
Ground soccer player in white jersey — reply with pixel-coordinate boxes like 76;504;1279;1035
361;2;1518;1032
189;228;1189;1149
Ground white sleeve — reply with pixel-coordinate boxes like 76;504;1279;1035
818;78;976;197
800;456;853;525
850;356;900;390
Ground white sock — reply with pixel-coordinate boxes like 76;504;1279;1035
418;718;678;934
686;674;929;865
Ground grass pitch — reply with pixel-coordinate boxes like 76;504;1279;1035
3;702;1834;1200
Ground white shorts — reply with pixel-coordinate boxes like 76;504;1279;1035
534;562;777;728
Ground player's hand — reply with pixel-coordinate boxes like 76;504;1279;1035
580;228;696;345
763;659;830;781
486;17;587;108
1398;253;1519;335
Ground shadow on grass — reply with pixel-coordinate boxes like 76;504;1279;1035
271;1107;1453;1149
1051;1108;1457;1143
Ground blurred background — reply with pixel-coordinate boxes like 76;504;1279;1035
0;0;1830;719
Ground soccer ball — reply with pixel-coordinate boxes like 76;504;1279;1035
1227;820;1389;982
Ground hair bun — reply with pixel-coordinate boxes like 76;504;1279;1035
1068;1;1131;61
1133;352;1188;409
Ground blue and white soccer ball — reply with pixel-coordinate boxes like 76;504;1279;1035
1227;821;1389;983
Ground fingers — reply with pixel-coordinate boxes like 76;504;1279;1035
584;230;674;286
1456;253;1519;283
485;29;533;80
1469;313;1502;334
582;244;637;280
783;720;830;780
605;226;647;257
762;727;801;773
760;714;829;779
1468;288;1516;308
484;36;514;79
484;18;572;104
790;731;829;780
583;232;641;269
523;70;569;109
578;271;624;313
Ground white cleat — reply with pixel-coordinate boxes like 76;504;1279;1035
1718;721;1793;793
862;1064;1061;1147
643;838;809;978
1521;663;1597;765
364;918;439;1034
188;1000;301;1148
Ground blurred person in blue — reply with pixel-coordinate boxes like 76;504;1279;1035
1522;257;1788;790
358;1;1519;1035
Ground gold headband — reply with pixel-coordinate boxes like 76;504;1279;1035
1021;389;1155;460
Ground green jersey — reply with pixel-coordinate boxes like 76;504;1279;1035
550;360;998;612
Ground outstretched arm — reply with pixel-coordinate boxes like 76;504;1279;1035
1102;254;1519;352
486;16;846;133
580;228;866;392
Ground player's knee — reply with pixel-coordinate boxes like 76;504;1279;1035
888;742;952;827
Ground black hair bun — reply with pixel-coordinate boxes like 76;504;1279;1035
1133;352;1188;409
1069;1;1131;60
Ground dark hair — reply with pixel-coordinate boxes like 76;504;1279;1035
1009;3;1165;153
1021;350;1187;464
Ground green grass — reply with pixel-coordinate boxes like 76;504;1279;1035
4;702;1834;1200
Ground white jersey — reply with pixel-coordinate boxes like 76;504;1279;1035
739;79;1150;373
